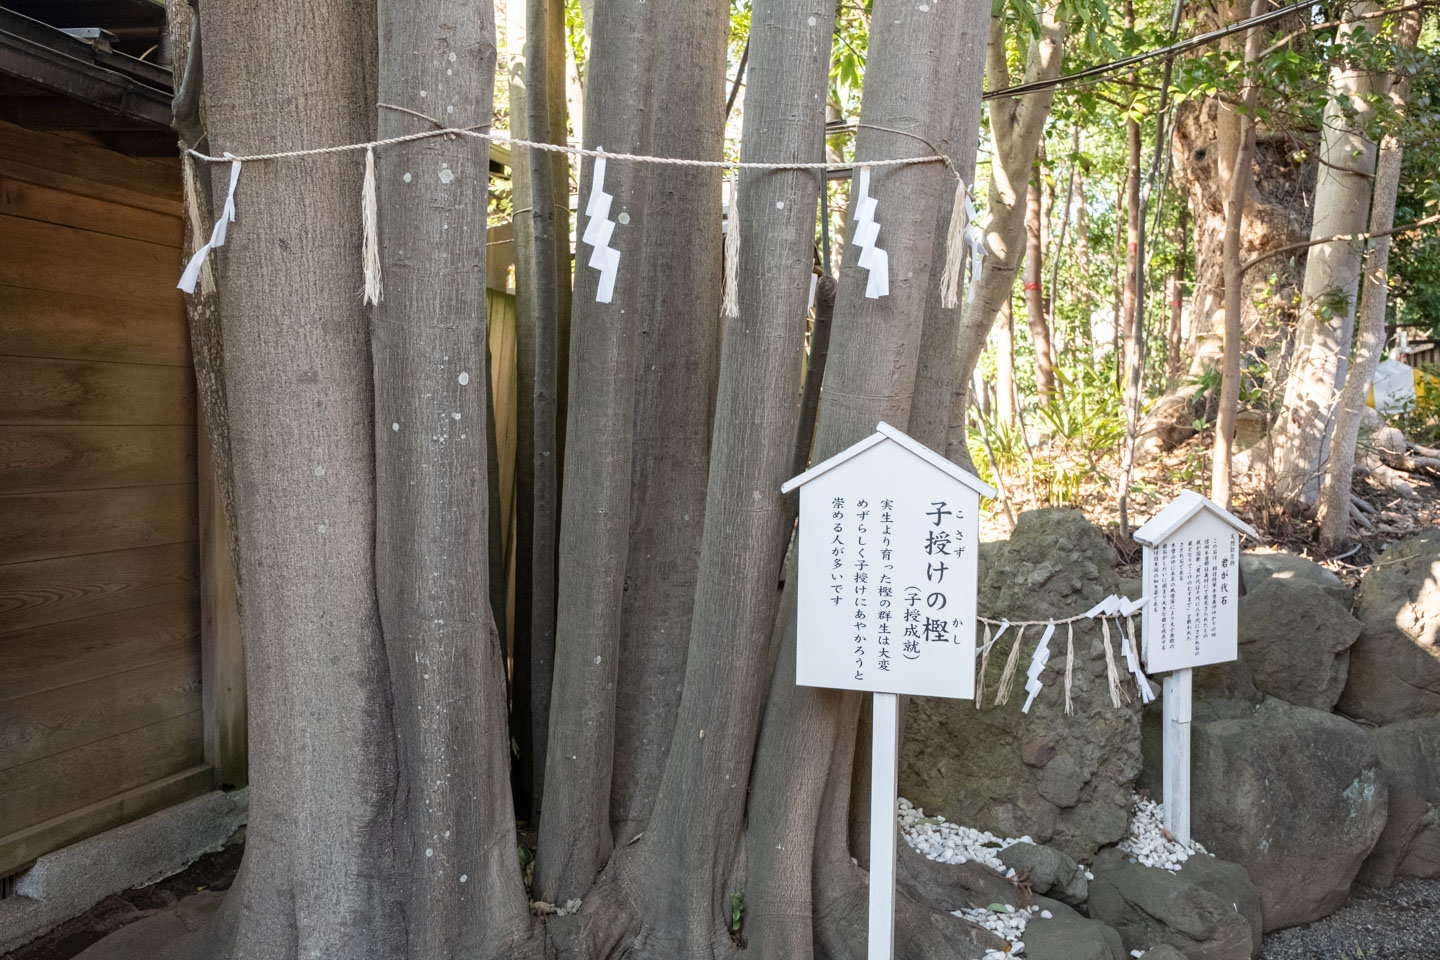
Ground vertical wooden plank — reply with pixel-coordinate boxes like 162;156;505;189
198;410;246;789
1163;668;1192;846
868;691;899;960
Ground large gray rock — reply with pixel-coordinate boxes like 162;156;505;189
1240;551;1352;607
1232;576;1360;710
901;509;1142;862
998;841;1088;906
1022;917;1126;960
1360;717;1440;885
1191;698;1388;930
1087;854;1261;960
1338;530;1440;723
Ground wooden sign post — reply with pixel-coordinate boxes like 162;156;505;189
1134;490;1256;845
783;422;995;959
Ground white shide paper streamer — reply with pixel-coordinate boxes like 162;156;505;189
1022;622;1057;714
850;165;889;299
965;195;984;303
178;155;242;294
581;150;621;304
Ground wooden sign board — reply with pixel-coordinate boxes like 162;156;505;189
784;422;995;960
1135;490;1256;674
783;422;995;699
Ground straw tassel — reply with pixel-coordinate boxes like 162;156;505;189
722;175;740;320
1100;617;1126;708
362;147;383;305
1064;622;1075;716
939;176;968;309
1126;614;1154;703
976;622;993;709
995;624;1026;707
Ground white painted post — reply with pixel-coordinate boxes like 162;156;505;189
1162;668;1192;846
868;691;900;960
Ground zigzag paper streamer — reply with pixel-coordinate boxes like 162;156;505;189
965;195;984;303
581;151;621;303
850;165;889;298
1022;622;1057;714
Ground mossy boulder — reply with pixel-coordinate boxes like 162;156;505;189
900;509;1143;862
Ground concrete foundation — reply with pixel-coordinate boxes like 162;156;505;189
0;788;248;955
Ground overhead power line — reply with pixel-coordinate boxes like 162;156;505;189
982;0;1315;101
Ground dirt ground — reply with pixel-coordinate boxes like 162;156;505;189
11;840;1439;960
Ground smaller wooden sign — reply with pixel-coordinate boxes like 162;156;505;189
1135;490;1257;674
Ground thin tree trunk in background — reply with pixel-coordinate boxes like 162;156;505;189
1272;0;1381;506
1319;8;1420;550
192;2;400;955
1076;152;1092;349
1050;125;1078;351
509;0;572;821
1120;0;1142;414
1112;173;1124;389
1210;0;1265;508
908;5;990;450
794;275;838;477
170;1;247;791
1169;207;1188;378
1025;162;1057;396
945;5;1066;461
610;0;727;846
996;294;1018;426
536;0;662;903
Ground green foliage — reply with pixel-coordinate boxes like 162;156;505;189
728;892;744;935
1032;370;1125;458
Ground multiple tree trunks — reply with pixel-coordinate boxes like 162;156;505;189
150;0;991;958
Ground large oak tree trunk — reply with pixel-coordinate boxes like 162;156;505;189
609;0;728;846
191;2;403;956
1318;8;1421;549
535;0;663;903
1271;0;1381;507
372;2;533;955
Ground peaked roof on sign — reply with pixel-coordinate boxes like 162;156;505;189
1132;489;1258;545
780;421;998;499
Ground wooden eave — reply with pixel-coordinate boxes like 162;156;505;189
0;6;171;130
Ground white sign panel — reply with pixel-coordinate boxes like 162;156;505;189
790;432;983;699
1140;509;1241;673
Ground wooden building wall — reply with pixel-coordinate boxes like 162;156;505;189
0;120;210;877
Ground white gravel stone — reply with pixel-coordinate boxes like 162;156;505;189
1116;795;1210;873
